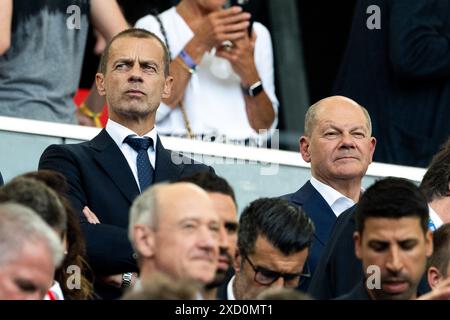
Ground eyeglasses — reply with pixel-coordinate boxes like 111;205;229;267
244;255;311;286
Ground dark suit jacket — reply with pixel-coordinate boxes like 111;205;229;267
308;207;361;299
335;281;370;300
0;171;3;186
282;181;339;291
334;0;450;167
308;206;431;300
39;129;213;276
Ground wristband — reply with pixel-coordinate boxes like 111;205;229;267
179;49;197;71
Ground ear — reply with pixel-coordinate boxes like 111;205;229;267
299;136;312;163
132;224;155;259
95;73;107;97
368;137;377;164
427;266;443;289
354;231;362;259
162;75;174;99
425;229;433;258
233;249;243;273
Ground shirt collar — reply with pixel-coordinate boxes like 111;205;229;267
227;275;236;300
310;177;356;216
106;119;157;148
428;205;444;230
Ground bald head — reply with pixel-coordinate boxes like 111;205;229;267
129;182;220;284
304;96;372;137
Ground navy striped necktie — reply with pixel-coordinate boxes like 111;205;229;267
124;136;154;191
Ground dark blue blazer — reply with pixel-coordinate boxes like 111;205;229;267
38;129;213;276
282;181;339;291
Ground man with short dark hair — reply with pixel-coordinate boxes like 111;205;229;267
228;198;315;300
427;224;450;289
309;138;450;299
178;172;238;299
39;28;213;298
338;177;433;300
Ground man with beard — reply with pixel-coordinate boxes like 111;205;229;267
337;177;433;300
39;28;213;299
178;172;238;299
228;198;315;300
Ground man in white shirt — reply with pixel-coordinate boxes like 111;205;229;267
281;95;376;291
39;29;213;299
135;0;278;142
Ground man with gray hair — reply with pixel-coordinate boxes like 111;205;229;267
0;203;64;300
129;182;220;290
280;95;376;291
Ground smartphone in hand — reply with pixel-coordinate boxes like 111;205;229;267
229;0;253;37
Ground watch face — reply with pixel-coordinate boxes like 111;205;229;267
250;82;263;97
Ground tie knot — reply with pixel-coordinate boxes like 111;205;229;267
124;136;153;152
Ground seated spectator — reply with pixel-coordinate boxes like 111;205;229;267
128;182;220;294
227;198;315;300
427;224;450;289
0;0;128;125
0;177;68;299
22;170;94;300
337;178;433;300
135;0;278;143
178;171;238;299
309;137;450;299
0;203;64;300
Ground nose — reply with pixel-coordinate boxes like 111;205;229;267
128;63;143;83
198;225;219;254
270;276;285;289
386;246;404;273
340;132;356;149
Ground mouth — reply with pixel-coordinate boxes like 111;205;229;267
335;156;359;161
125;89;145;97
217;255;231;270
382;280;409;294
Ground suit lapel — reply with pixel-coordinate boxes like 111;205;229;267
153;136;184;183
90;129;140;204
290;181;337;246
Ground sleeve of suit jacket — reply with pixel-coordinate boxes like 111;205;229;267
39;144;138;275
389;0;450;79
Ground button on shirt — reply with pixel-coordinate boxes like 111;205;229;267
106;119;156;191
310;177;356;217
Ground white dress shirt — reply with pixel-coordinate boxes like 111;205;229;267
309;177;356;217
105;119;157;191
429;205;444;230
227;275;236;300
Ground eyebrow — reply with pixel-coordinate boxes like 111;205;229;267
112;58;160;68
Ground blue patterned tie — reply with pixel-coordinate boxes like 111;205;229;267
124;136;154;191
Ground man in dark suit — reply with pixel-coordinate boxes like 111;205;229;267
39;28;212;298
310;137;450;299
337;178;433;300
281;96;376;291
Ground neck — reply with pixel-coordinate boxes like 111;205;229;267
177;0;208;22
109;113;155;136
202;287;218;300
314;176;362;202
429;197;450;223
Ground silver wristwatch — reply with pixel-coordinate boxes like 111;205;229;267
121;272;133;288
